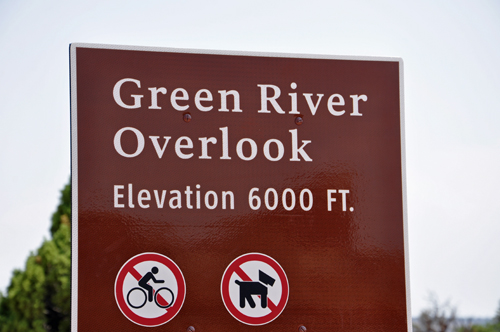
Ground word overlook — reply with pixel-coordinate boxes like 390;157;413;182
113;78;368;162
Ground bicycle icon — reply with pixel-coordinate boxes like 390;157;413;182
126;266;175;309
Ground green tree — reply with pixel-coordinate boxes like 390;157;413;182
0;182;71;332
461;325;500;332
413;294;457;332
459;301;500;332
494;301;500;325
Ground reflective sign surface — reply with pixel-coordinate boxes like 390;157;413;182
71;44;408;331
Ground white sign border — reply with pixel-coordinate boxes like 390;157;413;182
70;43;408;331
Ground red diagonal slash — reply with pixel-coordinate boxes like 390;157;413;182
127;266;170;308
233;266;277;311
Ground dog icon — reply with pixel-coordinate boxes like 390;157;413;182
235;270;276;309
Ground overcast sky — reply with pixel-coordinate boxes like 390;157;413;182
1;0;499;318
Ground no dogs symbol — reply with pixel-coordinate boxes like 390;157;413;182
221;253;289;326
114;253;186;327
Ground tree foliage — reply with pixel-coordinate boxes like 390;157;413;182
0;182;71;331
414;296;500;332
459;302;500;332
414;294;458;332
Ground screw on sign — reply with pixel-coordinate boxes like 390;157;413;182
221;253;289;326
114;252;186;327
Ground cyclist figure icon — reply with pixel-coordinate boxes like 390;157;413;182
127;266;175;309
139;266;164;302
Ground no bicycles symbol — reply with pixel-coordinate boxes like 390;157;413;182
221;253;289;326
114;253;186;327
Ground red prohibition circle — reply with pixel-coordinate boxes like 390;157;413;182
114;252;186;327
220;253;289;326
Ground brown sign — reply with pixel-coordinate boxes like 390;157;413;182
70;44;409;331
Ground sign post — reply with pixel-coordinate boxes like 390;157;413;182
71;43;409;331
